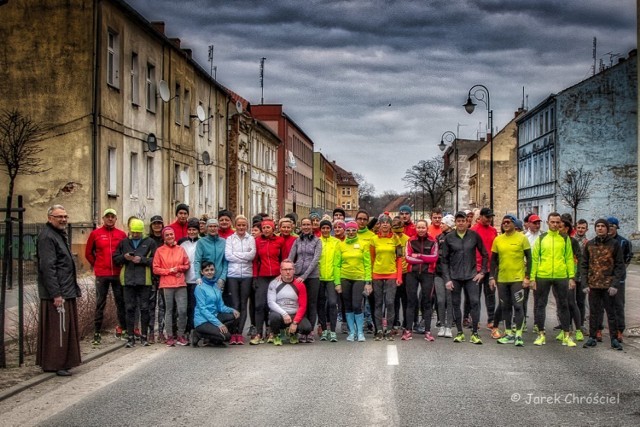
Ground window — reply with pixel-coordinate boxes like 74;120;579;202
146;63;156;112
207;107;212;142
198;172;205;206
130;152;139;198
183;88;191;127
107;30;120;88
174;83;181;124
342;187;351;196
183;167;190;205
107;147;117;196
130;52;139;105
198;102;205;136
207;173;213;209
146;156;154;198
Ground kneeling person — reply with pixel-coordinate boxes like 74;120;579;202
268;260;312;345
193;262;239;347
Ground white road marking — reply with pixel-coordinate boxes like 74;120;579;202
387;344;399;365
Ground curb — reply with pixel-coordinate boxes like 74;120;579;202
0;341;124;403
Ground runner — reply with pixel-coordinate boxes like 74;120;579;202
392;217;410;333
178;218;201;339
334;221;372;342
317;220;340;342
434;215;455;338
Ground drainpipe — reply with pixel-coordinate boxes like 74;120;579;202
91;0;102;227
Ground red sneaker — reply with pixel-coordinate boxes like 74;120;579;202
229;334;237;345
115;325;124;339
424;331;435;342
147;334;155;345
236;335;245;345
401;330;413;341
176;336;188;346
134;328;141;338
165;337;176;347
595;330;603;342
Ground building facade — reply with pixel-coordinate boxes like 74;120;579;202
332;161;359;218
313;152;338;215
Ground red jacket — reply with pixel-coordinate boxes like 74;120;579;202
218;227;235;239
152;243;190;288
85;226;127;277
281;234;298;259
403;221;417;238
471;223;497;271
168;220;189;241
253;234;285;277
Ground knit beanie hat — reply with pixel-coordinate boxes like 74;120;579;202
332;207;346;218
442;214;455;228
207;218;219;226
595;218;610;229
333;219;346;229
175;203;189;215
162;226;175;237
129;219;145;233
320;219;333;229
345;221;358;230
218;209;233;220
187;217;200;229
399;205;412;214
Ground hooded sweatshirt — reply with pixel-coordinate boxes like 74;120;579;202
194;233;228;281
193;275;235;327
319;234;340;282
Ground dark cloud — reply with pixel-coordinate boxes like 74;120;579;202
128;0;636;194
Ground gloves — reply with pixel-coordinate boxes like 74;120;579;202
608;287;618;296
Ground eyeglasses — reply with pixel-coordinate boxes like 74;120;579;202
502;221;512;225
356;217;368;221
50;215;69;219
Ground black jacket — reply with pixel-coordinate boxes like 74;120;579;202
37;223;80;300
441;229;488;283
113;237;157;286
580;234;625;290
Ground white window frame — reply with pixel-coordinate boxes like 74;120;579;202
183;88;191;127
146;156;154;199
130;152;139;198
107;30;120;88
107;147;117;196
146;63;156;113
131;52;139;105
174;83;181;125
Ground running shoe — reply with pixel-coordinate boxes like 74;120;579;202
514;336;524;347
532;325;539;334
555;330;565;341
134;328;142;340
346;332;355;342
147;334;155;345
157;333;166;343
176;336;189;346
533;332;546;346
236;335;245;345
470;333;483;345
306;333;316;343
91;332;102;345
385;331;394;341
575;330;584;342
424;332;435;342
583;337;597;348
121;331;129;342
401;330;413;341
611;339;623;351
486;322;494;330
298;334;307;343
249;334;262;345
375;331;384;341
341;323;349;334
115;326;123;339
357;332;366;342
248;325;257;337
141;336;150;347
266;333;275;344
437;326;445;337
453;332;465;343
444;328;453;338
491;328;503;339
125;338;135;348
595;330;603;342
616;331;624;343
563;334;576;347
320;330;330;341
289;334;299;344
191;331;200;347
273;335;283;346
165;337;176;347
229;335;237;345
497;334;515;344
330;332;338;342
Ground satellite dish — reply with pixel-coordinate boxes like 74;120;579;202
235;100;243;114
202;151;211;165
196;105;206;121
179;170;190;187
146;133;159;152
158;80;170;102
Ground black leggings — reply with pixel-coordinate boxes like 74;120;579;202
534;278;570;332
405;271;434;331
254;276;276;336
451;279;480;333
498;282;524;331
124;285;151;338
317;281;339;332
341;279;364;314
227;277;252;335
195;312;238;344
268;312;312;335
304;278;321;330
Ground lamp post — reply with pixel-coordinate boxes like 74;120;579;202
439;130;458;212
463;84;493;210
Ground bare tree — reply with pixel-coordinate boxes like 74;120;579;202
0;109;48;368
557;166;594;223
354;173;376;214
403;157;454;212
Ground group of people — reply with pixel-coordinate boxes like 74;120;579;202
36;202;632;376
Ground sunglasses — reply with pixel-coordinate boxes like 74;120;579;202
502;221;512;225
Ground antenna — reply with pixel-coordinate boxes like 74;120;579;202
592;37;597;76
521;86;525;110
260;57;266;104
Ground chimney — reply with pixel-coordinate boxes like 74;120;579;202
170;38;181;48
151;21;165;34
182;48;192;59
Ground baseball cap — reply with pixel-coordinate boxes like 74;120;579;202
606;217;619;228
528;214;541;223
455;211;467;219
103;208;117;217
150;215;164;224
480;208;494;217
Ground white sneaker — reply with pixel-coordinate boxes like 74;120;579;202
444;327;453;338
437;326;445;337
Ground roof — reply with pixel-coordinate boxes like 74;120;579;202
382;196;412;213
332;161;359;186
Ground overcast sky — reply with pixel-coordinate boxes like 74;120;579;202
127;0;636;195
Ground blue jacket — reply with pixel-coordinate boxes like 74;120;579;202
193;277;235;327
194;234;228;281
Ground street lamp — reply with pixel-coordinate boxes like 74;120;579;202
439;131;458;212
463;84;493;210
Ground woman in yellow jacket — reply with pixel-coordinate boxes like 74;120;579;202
334;221;372;342
369;214;403;341
317;220;340;341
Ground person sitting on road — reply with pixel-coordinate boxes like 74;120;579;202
267;260;312;345
192;261;240;348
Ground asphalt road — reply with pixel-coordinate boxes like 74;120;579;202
2;325;640;427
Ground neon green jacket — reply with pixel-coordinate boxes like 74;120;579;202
334;236;372;283
319;235;340;282
531;230;575;279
